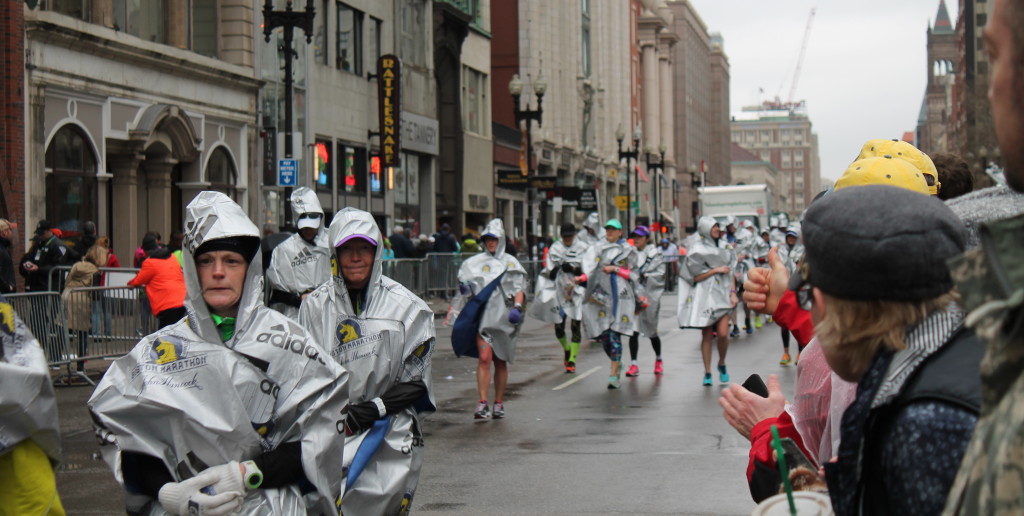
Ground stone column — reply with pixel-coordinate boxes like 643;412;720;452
109;154;143;264
167;0;187;49
640;42;659;153
658;33;678;224
144;157;178;245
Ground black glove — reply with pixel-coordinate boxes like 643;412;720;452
343;379;429;436
547;268;559;281
561;262;575;273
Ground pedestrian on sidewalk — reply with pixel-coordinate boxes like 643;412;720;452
266;187;331;319
299;207;435;515
626;225;665;377
127;237;186;329
452;218;526;419
89;191;348;516
578;219;641;389
0;219;16;294
677;216;737;386
62;244;106;373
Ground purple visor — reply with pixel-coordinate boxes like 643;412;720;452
336;234;378;247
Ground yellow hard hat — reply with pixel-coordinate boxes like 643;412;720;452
835;155;931;195
856;139;940;195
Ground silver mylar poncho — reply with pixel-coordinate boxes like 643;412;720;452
575;212;606;247
777;225;805;274
677;216;737;329
267;187;332;318
456;219;528;362
634;243;666;338
88;191;349;516
531;237;589;323
298;207;436;516
0;296;61;462
580;236;640;338
732;227;759;285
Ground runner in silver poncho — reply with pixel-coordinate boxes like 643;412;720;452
677;216;738;386
89;192;349;516
531;223;588;373
577;218;640;390
575;211;606;247
453;218;527;420
777;224;805;365
266;187;331;319
298;207;436;516
0;296;65;514
732;220;760;336
624;226;666;378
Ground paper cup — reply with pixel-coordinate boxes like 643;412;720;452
751;491;834;516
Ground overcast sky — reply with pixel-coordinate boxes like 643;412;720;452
688;0;957;182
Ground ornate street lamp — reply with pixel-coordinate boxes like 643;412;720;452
646;142;666;229
616;124;641;229
509;71;546;258
263;0;316;221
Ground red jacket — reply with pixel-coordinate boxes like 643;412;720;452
128;254;185;316
774;290;814;349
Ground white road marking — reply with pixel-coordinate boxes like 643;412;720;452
552;366;602;390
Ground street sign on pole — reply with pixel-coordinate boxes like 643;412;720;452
278;159;298;186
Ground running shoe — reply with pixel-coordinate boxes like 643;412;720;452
780;352;792;366
474;401;490;419
718;364;730;383
745;325;754;335
795;352;801;366
729;326;740;338
625;364;640;377
565;361;576;373
755;316;763;329
492;402;505;419
564;348;571;367
654;359;664;375
702;373;713;386
608;375;620;389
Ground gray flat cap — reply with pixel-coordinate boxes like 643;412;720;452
799;184;966;302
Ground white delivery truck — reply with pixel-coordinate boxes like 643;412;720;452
698;184;772;228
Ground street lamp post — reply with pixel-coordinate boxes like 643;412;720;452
616;124;641;230
690;163;701;227
509;72;546;258
646;142;666;230
263;0;316;222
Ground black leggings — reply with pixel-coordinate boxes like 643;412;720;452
555;318;582;342
628;332;662;361
781;327;791;349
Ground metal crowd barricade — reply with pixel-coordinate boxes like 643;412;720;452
424;253;461;298
381;258;428;298
4;292;70;370
69;285;155;359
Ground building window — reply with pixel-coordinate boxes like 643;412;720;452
760;151;770;161
315;140;333;192
794;130;803;141
114;0;168;43
206;147;238;200
191;0;218;57
732;131;740;143
45;124;98;249
314;0;329;65
398;0;426;68
745;131;755;143
339;144;368;194
781;129;790;142
462;66;489;135
977;13;987;26
367;16;382;68
337;2;364;74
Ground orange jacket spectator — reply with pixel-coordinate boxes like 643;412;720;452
127;246;185;327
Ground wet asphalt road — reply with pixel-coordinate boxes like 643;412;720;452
52;292;797;515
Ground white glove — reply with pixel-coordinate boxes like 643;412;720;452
157;469;243;516
199;461;245;497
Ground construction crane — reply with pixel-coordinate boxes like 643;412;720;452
766;7;815;111
787;7;816;105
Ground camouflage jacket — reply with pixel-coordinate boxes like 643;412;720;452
943;213;1024;516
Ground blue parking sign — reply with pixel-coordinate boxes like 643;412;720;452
278;159;298;186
